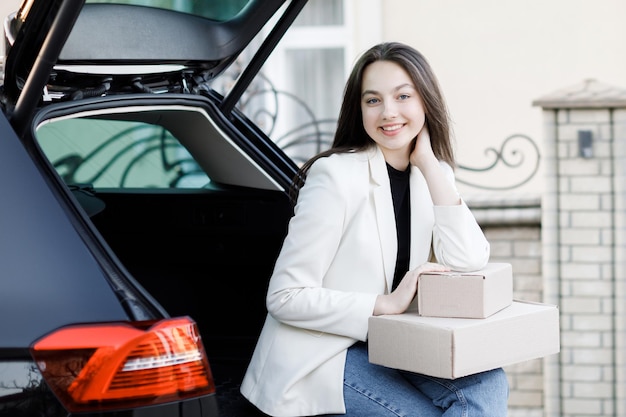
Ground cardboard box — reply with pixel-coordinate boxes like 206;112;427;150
410;263;513;318
368;300;560;379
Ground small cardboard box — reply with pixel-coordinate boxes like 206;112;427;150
410;263;513;318
368;300;560;379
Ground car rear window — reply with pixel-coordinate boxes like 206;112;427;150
85;0;252;21
36;117;210;189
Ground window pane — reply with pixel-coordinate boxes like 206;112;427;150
286;48;344;122
294;0;343;26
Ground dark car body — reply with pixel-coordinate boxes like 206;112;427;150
0;0;311;415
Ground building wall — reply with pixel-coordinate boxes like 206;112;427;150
479;82;626;417
534;82;626;417
371;0;626;199
0;2;19;55
474;201;545;415
487;224;544;415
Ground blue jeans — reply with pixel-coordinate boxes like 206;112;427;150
323;342;509;417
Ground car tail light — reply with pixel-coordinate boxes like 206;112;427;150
31;316;215;413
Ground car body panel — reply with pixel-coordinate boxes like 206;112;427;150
60;2;285;63
28;92;294;368
0;110;128;351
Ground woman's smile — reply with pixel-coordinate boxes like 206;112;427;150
381;123;404;133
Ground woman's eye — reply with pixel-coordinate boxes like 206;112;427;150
365;97;380;104
399;94;410;100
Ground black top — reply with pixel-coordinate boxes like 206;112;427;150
387;163;411;291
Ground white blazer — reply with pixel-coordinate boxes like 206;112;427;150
240;145;489;417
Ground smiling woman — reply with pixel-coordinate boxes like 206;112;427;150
240;41;508;417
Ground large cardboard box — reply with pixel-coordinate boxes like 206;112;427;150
368;300;560;379
410;263;513;318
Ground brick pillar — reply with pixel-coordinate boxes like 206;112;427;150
533;79;626;417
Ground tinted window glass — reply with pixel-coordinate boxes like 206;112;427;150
84;0;251;21
36;118;209;189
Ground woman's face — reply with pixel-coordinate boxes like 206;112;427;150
360;60;425;169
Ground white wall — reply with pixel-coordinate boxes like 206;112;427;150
0;1;20;56
0;2;19;20
374;0;626;197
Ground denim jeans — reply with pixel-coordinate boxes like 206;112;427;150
323;342;509;416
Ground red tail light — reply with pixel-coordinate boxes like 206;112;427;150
31;316;215;413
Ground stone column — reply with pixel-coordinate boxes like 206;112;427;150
533;79;626;417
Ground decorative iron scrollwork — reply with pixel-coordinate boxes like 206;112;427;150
455;133;540;190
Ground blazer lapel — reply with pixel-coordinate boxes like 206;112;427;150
368;147;397;293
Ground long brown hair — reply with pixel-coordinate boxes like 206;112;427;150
290;42;455;203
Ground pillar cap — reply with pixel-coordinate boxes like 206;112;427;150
532;78;626;109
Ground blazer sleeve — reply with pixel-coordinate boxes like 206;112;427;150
265;156;378;341
431;162;490;271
